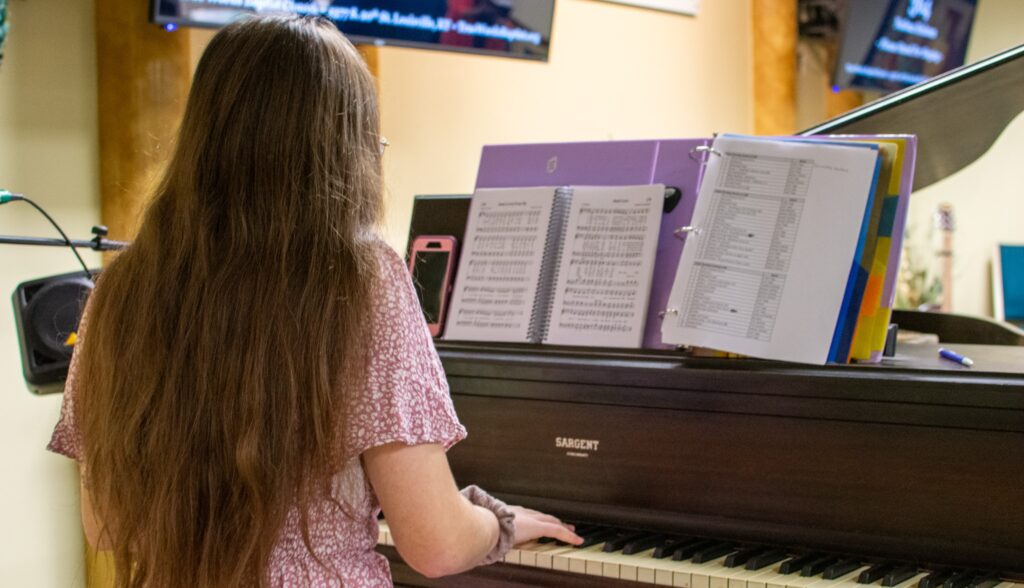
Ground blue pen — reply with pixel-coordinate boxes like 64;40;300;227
939;347;974;367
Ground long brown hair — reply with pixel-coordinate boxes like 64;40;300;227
76;16;383;587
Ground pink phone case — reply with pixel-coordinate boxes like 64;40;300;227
408;236;457;337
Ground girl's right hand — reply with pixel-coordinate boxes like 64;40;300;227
508;506;584;546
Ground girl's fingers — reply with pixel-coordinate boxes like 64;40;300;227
542;522;583;545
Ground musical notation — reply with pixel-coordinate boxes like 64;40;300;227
444;187;557;341
545;187;663;347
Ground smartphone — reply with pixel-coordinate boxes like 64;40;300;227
408;235;457;337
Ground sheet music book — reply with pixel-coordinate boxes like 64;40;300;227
475;138;709;349
660;134;882;365
444;184;665;347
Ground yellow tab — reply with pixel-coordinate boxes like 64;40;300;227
64;332;78;347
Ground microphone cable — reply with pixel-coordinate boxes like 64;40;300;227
1;189;94;281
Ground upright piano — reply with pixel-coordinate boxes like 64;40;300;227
379;341;1024;587
383;42;1024;587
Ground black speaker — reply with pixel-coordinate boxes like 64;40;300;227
12;270;95;395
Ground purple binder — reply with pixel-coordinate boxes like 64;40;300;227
475;139;709;349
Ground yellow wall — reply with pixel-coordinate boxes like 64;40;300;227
191;1;753;250
905;0;1024;316
376;0;753;248
0;0;100;586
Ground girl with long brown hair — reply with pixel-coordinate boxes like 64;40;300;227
47;15;580;587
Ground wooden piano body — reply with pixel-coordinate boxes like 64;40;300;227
382;341;1024;586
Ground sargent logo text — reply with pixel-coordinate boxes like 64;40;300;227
555;437;600;451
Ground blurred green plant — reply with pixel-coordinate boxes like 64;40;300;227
896;225;943;310
0;0;7;64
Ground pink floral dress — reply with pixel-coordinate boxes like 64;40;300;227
48;243;467;586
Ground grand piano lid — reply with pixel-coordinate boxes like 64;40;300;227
800;42;1024;191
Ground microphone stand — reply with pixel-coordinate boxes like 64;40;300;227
0;225;128;252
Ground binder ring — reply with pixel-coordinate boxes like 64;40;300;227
673;226;701;241
658;308;679;318
689;145;723;164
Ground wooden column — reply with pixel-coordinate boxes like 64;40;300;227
95;0;191;243
752;0;798;135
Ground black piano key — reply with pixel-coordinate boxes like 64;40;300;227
920;570;956;588
692;542;736;564
602;531;650;553
968;573;1002;588
576;527;620;549
823;559;863;580
653;537;697;559
859;563;897;584
780;553;823;574
724;546;768;568
801;554;842;577
672;539;717;561
547;523;599;546
882;565;919;586
621;533;669;556
944;570;981;588
570;523;598;535
745;548;789;570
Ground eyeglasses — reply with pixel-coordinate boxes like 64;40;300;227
379;136;390;156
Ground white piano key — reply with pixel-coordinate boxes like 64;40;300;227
690;556;733;588
804;566;872;588
728;563;794;588
603;561;621;579
553;544;605;574
639;565;658;584
536;544;577;569
503;548;521;564
784;571;827;588
517;541;572;568
889;573;929;588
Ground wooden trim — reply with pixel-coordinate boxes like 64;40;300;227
752;0;797;135
95;0;191;244
359;45;380;79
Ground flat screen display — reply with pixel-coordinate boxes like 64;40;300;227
833;0;976;93
411;251;450;324
997;244;1024;324
151;1;555;61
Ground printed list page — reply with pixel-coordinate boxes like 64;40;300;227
661;135;879;364
545;185;665;348
443;187;556;343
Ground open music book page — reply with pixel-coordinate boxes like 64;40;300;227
443;187;558;343
544;185;665;348
661;135;880;364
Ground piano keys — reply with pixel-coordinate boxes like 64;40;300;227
379;520;1021;588
378;341;1024;586
379;520;1022;588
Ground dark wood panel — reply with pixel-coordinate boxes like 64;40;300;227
448;394;1024;573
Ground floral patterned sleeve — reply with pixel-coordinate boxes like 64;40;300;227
342;243;467;459
46;297;90;462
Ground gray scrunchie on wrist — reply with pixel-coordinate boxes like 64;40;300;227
460;485;516;565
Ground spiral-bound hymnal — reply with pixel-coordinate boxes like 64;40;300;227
444;184;665;348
